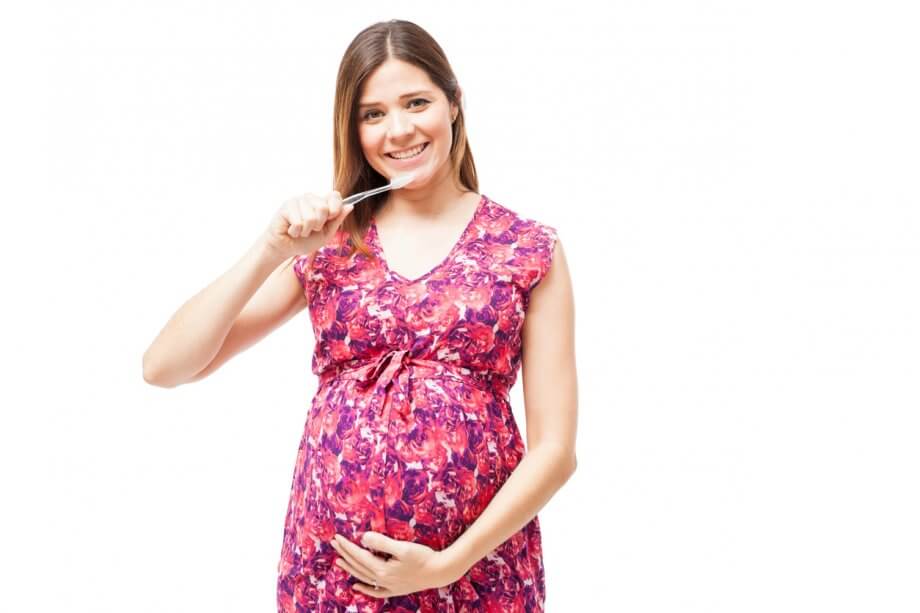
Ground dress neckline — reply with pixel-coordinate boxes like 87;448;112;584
369;193;487;285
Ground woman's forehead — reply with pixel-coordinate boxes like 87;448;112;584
362;60;435;98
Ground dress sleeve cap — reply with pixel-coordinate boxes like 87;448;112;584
292;252;315;293
523;222;559;293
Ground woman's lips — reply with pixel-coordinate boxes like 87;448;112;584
385;142;430;165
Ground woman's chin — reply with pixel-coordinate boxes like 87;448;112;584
407;160;439;187
394;169;427;190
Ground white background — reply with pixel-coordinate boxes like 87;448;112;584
3;1;919;611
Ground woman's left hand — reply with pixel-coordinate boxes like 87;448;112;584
330;531;462;598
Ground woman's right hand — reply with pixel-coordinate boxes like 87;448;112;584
262;190;355;260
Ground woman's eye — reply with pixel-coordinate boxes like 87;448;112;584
362;99;430;121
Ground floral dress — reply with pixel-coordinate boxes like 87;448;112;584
277;193;559;612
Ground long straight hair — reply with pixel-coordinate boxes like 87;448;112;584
331;19;478;261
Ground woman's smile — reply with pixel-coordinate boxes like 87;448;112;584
384;141;431;166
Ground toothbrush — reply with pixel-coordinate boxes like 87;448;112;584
342;172;416;207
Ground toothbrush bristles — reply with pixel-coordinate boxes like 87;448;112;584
390;172;415;188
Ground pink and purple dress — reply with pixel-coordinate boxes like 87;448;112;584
277;194;558;612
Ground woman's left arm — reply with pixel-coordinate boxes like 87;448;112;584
441;237;579;578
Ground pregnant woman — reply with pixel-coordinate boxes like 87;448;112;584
143;19;578;612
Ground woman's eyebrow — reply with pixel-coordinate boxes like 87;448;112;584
359;90;434;108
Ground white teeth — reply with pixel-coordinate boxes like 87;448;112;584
387;143;427;159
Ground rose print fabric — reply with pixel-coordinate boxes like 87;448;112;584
277;194;558;612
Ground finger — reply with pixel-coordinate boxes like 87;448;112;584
301;208;319;237
326;205;351;234
334;555;379;587
330;204;354;232
360;531;405;558
334;535;387;575
331;538;378;580
352;581;391;599
327;190;343;218
301;196;328;234
284;208;302;238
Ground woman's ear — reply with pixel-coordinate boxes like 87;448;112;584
451;87;462;122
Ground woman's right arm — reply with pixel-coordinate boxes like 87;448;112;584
142;236;292;388
142;190;354;388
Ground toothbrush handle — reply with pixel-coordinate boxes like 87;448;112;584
343;183;392;207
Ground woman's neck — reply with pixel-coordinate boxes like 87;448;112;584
380;165;471;222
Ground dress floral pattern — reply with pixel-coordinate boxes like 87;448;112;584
277;193;558;612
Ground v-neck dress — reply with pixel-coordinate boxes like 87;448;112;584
277;194;559;612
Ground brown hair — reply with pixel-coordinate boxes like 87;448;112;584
331;19;478;262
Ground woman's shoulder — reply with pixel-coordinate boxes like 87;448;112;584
291;229;355;286
479;194;559;293
480;194;559;243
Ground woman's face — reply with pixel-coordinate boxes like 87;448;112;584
356;58;458;189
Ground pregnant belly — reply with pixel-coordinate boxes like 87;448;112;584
308;374;518;552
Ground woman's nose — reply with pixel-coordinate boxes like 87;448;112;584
387;111;414;137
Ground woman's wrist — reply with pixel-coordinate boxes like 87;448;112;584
253;232;293;266
437;541;474;586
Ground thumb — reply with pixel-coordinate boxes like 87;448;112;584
332;203;354;230
360;531;399;555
